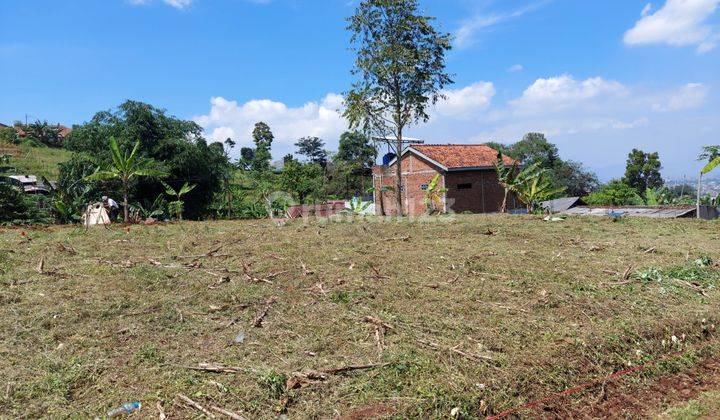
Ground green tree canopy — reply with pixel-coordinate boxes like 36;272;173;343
509;133;561;168
344;0;452;216
251;122;274;173
487;133;599;197
585;180;644;206
62;100;231;220
623;149;664;194
336;131;376;171
295;136;328;167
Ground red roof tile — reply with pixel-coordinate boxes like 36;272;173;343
410;144;515;170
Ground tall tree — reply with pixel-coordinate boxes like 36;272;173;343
344;0;452;216
623;149;664;194
85;138;166;223
224;138;236;154
509;133;561;168
334;131;377;197
553;160;600;197
336;131;377;170
238;147;255;170
295;136;328;167
251;122;274;173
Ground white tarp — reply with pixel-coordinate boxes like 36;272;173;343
82;203;111;227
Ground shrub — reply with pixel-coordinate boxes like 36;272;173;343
0;184;50;224
585;180;643;206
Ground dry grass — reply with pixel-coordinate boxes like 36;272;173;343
1;214;719;418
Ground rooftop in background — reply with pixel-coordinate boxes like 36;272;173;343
404;144;516;171
562;205;698;219
541;197;584;213
7;175;38;185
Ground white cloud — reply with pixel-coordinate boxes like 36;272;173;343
510;75;627;110
454;1;549;49
434;82;495;117
652;82;710;110
194;94;347;157
129;0;193;9
642;3;654;17
507;64;524;73
194;76;715;178
623;0;720;53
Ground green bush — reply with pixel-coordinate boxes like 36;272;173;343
0;127;18;144
585;180;643;206
0;184;50;224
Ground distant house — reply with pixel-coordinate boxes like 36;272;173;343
372;144;519;216
14;123;71;141
1;175;50;195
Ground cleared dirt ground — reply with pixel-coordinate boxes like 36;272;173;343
1;214;719;418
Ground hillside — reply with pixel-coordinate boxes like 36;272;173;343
1;215;719;418
0;143;72;181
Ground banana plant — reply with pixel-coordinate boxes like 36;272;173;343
493;153;519;213
162;181;196;220
697;156;720;218
423;174;448;215
85;137;167;223
130;195;166;221
515;169;566;213
346;197;372;215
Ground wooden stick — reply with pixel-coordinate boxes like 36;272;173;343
184;363;242;373
156;401;167;420
252;297;277;328
177;393;215;418
210;405;247;420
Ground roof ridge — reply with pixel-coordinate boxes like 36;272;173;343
413;143;495;147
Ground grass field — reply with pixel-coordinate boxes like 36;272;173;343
1;143;72;180
1;214;719;418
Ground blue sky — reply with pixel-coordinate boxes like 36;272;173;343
1;0;719;180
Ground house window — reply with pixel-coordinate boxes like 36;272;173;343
457;183;472;190
420;184;428;191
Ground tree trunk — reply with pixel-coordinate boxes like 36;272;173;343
501;189;508;213
379;189;385;216
123;183;129;224
697;172;702;220
395;129;404;217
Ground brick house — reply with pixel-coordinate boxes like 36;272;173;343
372;144;518;216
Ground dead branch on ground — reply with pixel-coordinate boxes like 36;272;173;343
184;363;243;373
363;316;393;354
210;405;247;420
252;297;277;328
177;393;215;418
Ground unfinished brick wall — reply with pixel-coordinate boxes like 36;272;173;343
372;154;443;217
373;155;518;216
445;170;509;213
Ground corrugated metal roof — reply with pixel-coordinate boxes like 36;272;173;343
541;197;583;213
8;175;37;184
562;206;696;219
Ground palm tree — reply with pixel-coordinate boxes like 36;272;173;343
85;137;166;223
161;181;196;220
